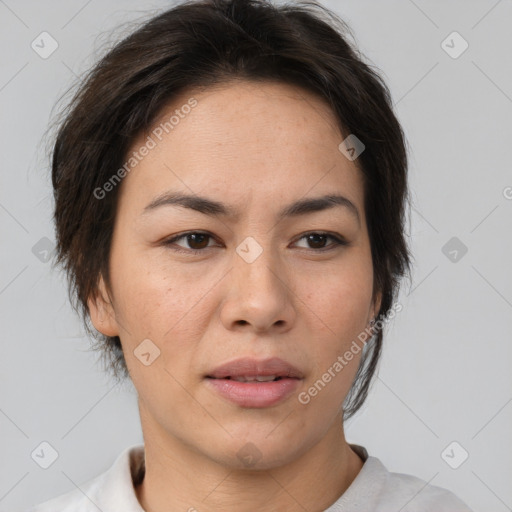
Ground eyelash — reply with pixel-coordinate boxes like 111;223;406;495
162;231;349;255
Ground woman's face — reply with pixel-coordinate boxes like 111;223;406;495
90;80;380;469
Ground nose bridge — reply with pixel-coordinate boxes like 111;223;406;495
220;233;294;331
233;233;284;296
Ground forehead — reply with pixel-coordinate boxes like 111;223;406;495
119;80;365;220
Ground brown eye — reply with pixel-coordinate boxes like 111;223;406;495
294;232;348;251
183;233;211;250
305;233;328;249
163;232;217;253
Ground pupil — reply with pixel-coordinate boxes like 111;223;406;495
189;233;208;249
308;234;326;248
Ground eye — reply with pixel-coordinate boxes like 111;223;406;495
162;230;348;255
293;232;348;251
162;231;218;254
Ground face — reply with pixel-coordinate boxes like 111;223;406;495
89;80;381;469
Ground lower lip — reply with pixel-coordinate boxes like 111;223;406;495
205;378;301;408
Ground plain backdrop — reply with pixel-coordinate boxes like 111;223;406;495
1;1;511;511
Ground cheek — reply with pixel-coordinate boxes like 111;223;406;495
303;259;373;331
109;246;217;365
299;275;370;412
108;246;174;337
298;258;373;372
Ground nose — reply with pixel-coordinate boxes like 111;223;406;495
219;243;296;335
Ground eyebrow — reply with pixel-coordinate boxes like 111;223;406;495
142;191;361;226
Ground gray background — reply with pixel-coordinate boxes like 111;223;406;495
1;1;511;510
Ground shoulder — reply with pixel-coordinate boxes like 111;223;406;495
26;478;103;512
27;444;145;512
331;445;474;512
380;467;473;511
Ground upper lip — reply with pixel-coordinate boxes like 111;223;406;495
206;357;304;379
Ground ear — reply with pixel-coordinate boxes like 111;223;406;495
87;274;120;337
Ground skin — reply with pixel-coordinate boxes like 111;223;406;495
88;80;381;512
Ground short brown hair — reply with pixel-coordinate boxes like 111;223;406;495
50;0;413;420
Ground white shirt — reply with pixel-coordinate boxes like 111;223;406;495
28;443;473;511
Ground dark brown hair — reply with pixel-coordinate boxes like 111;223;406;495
50;0;413;420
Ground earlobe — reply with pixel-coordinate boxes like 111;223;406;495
87;275;120;337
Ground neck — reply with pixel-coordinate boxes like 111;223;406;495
135;412;364;512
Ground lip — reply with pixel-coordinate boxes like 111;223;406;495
205;357;303;408
206;356;304;379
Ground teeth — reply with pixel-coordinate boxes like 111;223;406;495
231;375;278;382
256;375;278;382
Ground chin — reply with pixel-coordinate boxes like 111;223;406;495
203;430;318;472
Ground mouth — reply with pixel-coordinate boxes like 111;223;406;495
204;357;303;408
208;375;287;382
206;356;304;380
